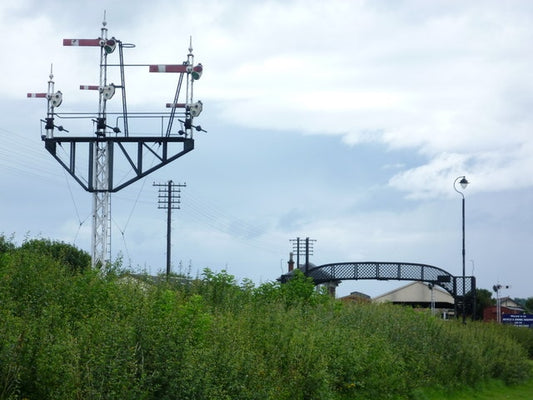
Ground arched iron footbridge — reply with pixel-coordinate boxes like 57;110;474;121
279;261;476;302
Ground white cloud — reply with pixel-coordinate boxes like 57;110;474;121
389;140;533;199
8;1;531;176
2;0;533;298
388;152;470;199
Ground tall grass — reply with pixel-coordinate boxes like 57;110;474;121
1;238;532;399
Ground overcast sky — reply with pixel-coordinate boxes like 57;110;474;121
1;0;532;299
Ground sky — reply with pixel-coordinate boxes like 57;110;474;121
1;0;532;299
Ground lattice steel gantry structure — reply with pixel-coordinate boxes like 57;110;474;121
28;17;205;267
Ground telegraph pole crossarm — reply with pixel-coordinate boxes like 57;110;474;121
290;237;316;273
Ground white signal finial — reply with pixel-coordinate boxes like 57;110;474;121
103;10;107;27
49;64;54;81
188;36;193;55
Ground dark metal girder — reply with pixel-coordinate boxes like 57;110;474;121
43;136;194;192
46;136;191;143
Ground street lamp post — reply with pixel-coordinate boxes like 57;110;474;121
493;284;502;323
454;176;469;324
493;284;510;323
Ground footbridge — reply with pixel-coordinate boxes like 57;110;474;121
278;261;476;310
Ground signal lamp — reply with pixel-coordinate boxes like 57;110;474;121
104;39;117;54
189;100;203;117
102;84;116;100
192;64;203;80
51;91;63;107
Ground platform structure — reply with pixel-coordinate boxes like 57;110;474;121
28;17;205;267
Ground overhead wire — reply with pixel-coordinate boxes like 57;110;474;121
0;126;61;181
183;189;268;239
62;169;91;245
2;122;282;264
2;147;282;262
111;218;132;266
112;178;281;258
179;188;280;256
1;125;92;249
110;145;163;265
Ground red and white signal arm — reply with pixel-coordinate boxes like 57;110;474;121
80;85;115;100
149;63;203;80
149;64;188;73
27;92;62;107
27;93;47;98
63;38;101;47
63;38;116;53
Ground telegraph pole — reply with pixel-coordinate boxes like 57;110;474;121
289;237;316;272
154;181;186;277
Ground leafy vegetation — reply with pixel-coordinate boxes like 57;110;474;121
473;288;494;320
1;236;532;399
415;364;533;400
514;297;533;313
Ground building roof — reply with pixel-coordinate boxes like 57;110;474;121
339;291;372;303
499;297;524;310
373;281;455;305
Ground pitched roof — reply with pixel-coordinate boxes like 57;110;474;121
373;281;454;305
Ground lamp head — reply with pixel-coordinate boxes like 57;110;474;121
459;177;469;189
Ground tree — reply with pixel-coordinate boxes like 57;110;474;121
18;238;91;273
280;269;329;307
0;234;16;253
473;288;494;320
525;297;533;313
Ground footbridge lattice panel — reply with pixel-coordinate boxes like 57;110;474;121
280;262;475;298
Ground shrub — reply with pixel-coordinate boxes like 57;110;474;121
0;237;531;399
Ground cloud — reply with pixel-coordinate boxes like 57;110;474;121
165;1;533;204
388;152;470;199
388;141;533;199
9;0;531;168
3;0;533;298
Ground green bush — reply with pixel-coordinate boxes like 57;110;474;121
499;323;533;358
0;236;531;399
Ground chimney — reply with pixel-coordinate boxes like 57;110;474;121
288;252;294;272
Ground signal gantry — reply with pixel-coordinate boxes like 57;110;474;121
28;17;206;267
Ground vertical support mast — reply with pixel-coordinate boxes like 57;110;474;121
27;65;63;139
45;66;56;139
186;37;194;109
92;16;112;267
